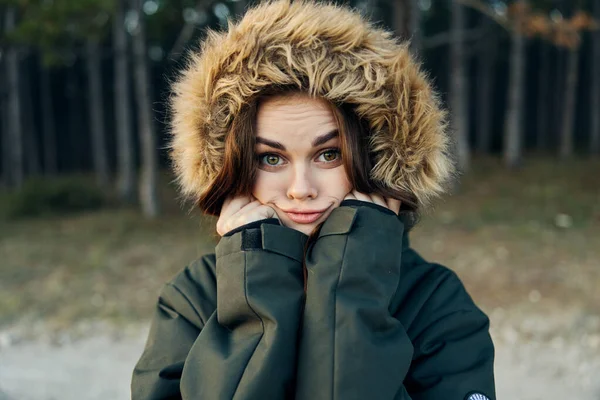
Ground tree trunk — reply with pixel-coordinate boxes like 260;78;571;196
553;46;566;148
393;0;420;52
66;64;83;171
232;0;247;18
1;55;9;187
114;0;136;203
590;0;600;154
503;3;526;169
450;0;470;172
40;62;58;175
559;43;580;158
536;40;550;152
22;54;41;176
1;106;7;188
86;39;110;187
5;7;24;187
476;18;496;154
168;0;213;62
131;0;159;217
393;1;408;39
410;0;422;54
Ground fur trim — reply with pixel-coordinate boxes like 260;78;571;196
169;0;453;208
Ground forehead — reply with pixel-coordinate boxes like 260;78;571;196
255;94;338;143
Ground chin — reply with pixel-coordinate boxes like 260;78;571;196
283;216;327;236
290;223;316;236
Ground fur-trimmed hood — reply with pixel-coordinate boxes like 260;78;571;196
169;0;453;209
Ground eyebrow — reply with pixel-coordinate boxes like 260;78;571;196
255;129;339;150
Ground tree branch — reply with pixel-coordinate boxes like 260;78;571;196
455;0;513;31
423;27;486;49
168;0;214;62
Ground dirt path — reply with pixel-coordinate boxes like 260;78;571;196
0;330;143;400
0;321;599;400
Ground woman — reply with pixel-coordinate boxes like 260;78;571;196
132;1;496;399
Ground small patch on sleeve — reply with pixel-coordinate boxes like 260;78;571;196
465;393;490;400
241;228;262;250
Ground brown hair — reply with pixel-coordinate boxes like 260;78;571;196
197;88;418;217
196;99;259;216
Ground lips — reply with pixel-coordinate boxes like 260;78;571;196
282;206;330;224
285;211;324;224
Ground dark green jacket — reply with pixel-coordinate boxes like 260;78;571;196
132;201;496;400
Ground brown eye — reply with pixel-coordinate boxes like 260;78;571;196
323;151;337;161
261;154;282;166
318;149;340;163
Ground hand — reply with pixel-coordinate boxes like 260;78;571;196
344;190;401;215
216;196;279;236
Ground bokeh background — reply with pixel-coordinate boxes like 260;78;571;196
1;0;599;399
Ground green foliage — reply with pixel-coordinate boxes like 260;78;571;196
1;0;116;65
0;176;109;220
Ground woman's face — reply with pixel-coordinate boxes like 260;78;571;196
253;94;352;235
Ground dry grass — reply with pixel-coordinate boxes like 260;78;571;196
0;207;218;329
1;157;599;332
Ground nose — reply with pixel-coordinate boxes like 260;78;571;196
287;164;317;200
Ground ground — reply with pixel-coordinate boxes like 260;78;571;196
0;158;599;399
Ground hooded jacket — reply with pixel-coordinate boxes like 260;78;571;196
132;1;495;399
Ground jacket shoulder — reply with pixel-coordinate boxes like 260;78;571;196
398;249;496;398
397;248;490;339
160;254;218;329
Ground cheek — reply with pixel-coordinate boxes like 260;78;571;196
252;170;283;201
319;167;352;200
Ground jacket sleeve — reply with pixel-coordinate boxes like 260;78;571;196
295;201;496;400
295;202;414;400
131;256;216;400
179;222;306;399
400;267;496;400
132;221;307;400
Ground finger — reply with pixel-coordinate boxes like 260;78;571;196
217;197;234;236
255;204;279;221
217;198;258;235
219;203;276;235
234;199;263;216
370;193;388;208
264;204;281;221
238;205;278;226
220;195;252;220
386;198;401;215
221;196;233;209
229;195;254;212
220;197;233;218
225;200;263;230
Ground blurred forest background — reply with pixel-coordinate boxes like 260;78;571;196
0;0;600;399
0;0;599;215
